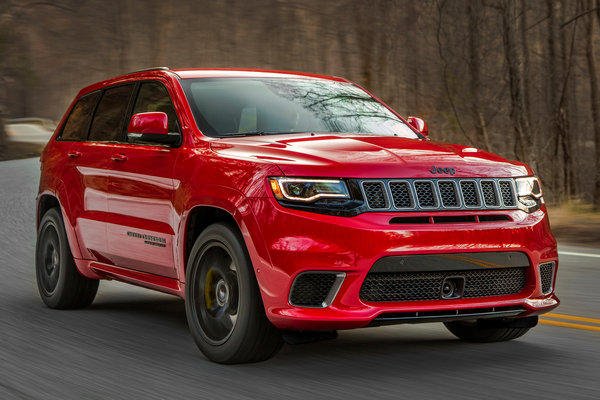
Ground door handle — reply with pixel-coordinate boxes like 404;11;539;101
67;150;82;159
111;154;128;162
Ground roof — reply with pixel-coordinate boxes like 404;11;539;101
170;68;347;82
75;68;349;99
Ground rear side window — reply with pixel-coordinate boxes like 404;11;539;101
60;91;100;141
89;84;134;142
132;82;180;133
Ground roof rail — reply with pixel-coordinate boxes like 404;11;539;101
127;67;170;74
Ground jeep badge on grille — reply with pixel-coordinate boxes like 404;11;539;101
430;165;456;175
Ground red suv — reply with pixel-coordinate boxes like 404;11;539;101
36;68;558;363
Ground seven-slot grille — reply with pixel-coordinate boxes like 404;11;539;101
360;178;517;211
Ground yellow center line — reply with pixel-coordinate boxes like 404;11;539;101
539;319;600;332
544;312;600;325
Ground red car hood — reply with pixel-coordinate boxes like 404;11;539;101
209;133;531;178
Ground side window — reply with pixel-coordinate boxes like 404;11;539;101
132;82;180;133
88;84;134;142
60;91;101;141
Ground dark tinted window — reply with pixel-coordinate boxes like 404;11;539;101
60;91;100;141
132;82;180;133
89;84;134;142
181;78;417;138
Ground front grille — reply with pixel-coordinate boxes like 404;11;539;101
359;267;527;302
499;181;516;206
289;272;345;308
362;181;387;209
389;181;412;208
481;180;499;206
360;178;517;212
539;262;555;294
414;181;437;207
438;181;459;207
460;181;480;206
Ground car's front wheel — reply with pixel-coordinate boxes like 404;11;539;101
35;208;99;309
185;223;282;364
444;316;538;342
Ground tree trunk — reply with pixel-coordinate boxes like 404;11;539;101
0;114;6;156
502;0;537;170
468;0;492;151
587;0;600;209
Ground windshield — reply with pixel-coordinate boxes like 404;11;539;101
180;78;419;138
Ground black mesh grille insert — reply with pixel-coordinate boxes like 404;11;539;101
539;262;555;294
290;273;337;307
460;181;480;206
359;267;527;302
415;181;436;207
499;181;515;206
363;182;387;208
481;181;499;206
389;182;412;208
438;181;458;207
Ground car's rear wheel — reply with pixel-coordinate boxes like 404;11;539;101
35;208;99;309
185;223;282;364
444;316;538;342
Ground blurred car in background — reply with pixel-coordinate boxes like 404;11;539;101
6;118;55;144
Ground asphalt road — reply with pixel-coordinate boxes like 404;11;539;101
1;158;599;400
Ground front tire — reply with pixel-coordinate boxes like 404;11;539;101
444;316;538;342
185;223;282;364
35;208;99;309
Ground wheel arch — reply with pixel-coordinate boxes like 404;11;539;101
36;188;84;261
177;186;274;308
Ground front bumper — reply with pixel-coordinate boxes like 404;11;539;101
249;198;559;330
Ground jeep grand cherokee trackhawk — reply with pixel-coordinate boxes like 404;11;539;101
36;68;559;363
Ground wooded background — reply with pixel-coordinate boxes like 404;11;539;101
1;0;599;206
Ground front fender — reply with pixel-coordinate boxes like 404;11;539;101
175;184;278;311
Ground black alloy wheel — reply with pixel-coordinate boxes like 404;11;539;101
35;208;99;309
185;223;282;364
194;242;239;345
38;222;61;296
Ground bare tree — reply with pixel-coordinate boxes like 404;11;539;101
586;0;600;208
468;0;492;151
502;0;537;170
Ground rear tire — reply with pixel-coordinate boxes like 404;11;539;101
35;208;99;309
185;223;282;364
444;316;537;342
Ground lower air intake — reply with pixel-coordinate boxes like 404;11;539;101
289;272;345;308
539;262;555;294
360;267;527;302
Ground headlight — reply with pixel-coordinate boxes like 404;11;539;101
515;176;543;213
269;177;350;203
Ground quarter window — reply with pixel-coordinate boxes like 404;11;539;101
89;84;134;142
60;91;101;141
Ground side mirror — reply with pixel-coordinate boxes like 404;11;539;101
407;116;429;138
127;112;181;146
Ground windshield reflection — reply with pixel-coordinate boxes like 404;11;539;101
181;78;417;138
